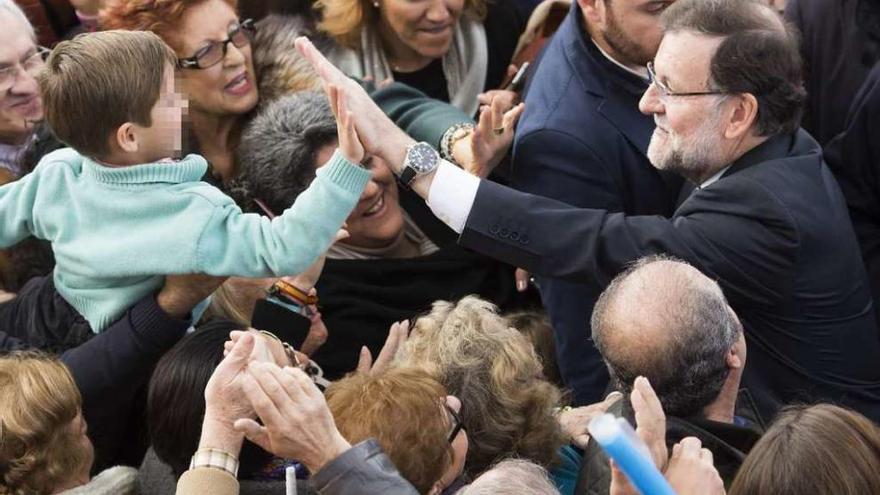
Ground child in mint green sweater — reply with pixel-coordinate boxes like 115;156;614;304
0;31;370;331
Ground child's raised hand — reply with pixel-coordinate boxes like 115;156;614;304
328;84;365;165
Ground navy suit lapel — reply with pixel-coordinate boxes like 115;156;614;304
560;5;654;153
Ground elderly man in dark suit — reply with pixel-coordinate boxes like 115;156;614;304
510;0;682;405
295;0;880;422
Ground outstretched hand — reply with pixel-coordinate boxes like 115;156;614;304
328;85;365;164
455;96;524;178
296;37;406;162
356;320;410;375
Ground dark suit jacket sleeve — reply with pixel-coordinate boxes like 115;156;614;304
458;176;799;304
371;82;473;149
513;129;624;210
61;293;190;469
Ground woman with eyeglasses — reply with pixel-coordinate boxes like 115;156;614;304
102;0;258;183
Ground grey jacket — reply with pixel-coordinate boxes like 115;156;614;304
173;440;418;495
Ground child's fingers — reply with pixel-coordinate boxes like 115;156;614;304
328;84;340;118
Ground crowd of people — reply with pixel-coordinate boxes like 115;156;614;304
1;0;880;493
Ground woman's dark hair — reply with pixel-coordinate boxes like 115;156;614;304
662;0;807;136
229;91;337;215
146;319;272;478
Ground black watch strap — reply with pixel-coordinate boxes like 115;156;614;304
399;166;417;187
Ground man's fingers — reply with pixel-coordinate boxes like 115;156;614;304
572;433;590;449
283;365;323;400
503;103;525;129
241;371;285;427
634;376;664;417
678;436;702;457
233;418;271;451
295;37;337;83
227;331;256;364
477;105;493;139
700;447;713;464
356;345;373;373
491;95;505;131
515;269;529;292
248;362;298;419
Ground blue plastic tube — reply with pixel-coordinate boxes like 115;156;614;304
588;413;676;495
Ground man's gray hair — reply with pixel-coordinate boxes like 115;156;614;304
591;255;740;417
0;0;35;40
457;459;558;495
230;91;337;215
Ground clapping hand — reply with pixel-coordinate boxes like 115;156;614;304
234;362;352;473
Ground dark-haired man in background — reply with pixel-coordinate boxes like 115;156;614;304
511;0;681;405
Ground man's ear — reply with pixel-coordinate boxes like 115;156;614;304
723;93;760;140
578;0;607;27
726;345;743;370
115;122;139;153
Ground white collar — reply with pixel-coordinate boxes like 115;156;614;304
591;39;649;80
700;165;732;189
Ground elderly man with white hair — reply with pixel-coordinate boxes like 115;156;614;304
0;0;45;178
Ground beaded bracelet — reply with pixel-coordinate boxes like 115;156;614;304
440;122;475;166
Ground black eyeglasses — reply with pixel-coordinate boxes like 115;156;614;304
646;61;727;99
445;403;464;443
178;19;256;70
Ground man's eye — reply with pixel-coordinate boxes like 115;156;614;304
645;2;672;14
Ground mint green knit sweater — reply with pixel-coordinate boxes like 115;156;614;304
0;148;370;331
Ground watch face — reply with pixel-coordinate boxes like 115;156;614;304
407;142;439;173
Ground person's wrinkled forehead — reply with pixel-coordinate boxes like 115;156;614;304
0;10;36;65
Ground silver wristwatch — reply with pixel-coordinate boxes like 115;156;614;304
399;142;440;187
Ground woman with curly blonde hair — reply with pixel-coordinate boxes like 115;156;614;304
396;296;567;478
0;353;136;495
316;0;528;115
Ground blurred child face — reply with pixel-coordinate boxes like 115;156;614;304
134;63;186;159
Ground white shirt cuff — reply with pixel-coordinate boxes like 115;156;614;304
426;160;480;234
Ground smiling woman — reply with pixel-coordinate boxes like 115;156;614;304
317;0;527;115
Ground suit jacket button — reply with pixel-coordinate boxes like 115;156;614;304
499;228;510;238
489;224;500;235
510;231;520;241
520;235;530;245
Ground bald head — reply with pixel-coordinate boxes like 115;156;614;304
592;256;740;416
